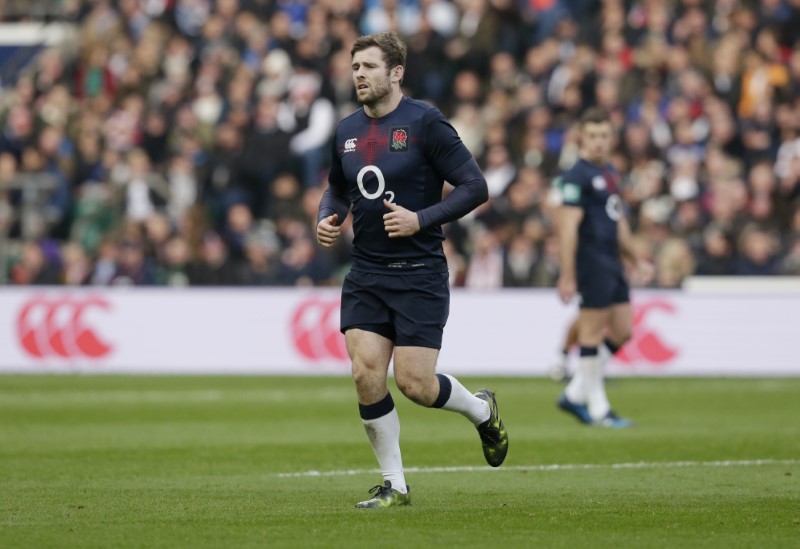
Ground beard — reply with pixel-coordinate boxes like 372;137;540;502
357;76;393;108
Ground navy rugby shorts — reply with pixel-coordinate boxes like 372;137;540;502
577;261;630;309
340;271;450;349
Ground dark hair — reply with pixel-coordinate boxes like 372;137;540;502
580;107;612;126
351;32;407;74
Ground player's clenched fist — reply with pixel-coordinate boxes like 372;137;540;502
316;214;340;247
383;199;420;238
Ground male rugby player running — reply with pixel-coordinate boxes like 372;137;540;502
317;32;509;508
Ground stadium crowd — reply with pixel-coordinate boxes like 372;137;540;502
2;0;800;287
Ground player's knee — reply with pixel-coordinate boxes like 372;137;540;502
606;332;631;351
613;329;633;347
394;372;429;406
351;359;381;387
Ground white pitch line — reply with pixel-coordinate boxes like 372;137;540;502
276;459;800;478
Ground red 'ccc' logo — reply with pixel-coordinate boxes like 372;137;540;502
291;297;348;362
616;300;678;365
16;294;113;360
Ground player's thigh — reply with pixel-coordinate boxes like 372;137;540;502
390;272;450;349
577;308;611;347
346;329;394;403
393;345;440;406
393;346;440;385
345;328;394;370
606;302;633;343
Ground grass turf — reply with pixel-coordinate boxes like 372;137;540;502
1;375;798;548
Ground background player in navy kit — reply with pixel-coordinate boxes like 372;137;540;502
556;107;652;428
316;32;508;508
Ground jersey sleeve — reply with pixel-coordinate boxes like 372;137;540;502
421;108;473;179
560;167;587;209
317;133;351;224
416;156;488;229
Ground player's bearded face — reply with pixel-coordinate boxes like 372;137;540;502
352;48;395;107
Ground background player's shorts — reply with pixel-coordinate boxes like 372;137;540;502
340;271;450;349
577;262;630;309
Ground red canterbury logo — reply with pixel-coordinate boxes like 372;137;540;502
16;295;113;360
290;297;348;362
616;300;678;365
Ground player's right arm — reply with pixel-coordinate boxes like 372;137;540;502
557;206;583;304
316;137;351;248
556;175;585;304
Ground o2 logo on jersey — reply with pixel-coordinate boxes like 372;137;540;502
344;138;357;153
605;195;623;221
357;165;395;203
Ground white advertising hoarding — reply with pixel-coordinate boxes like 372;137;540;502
0;288;797;376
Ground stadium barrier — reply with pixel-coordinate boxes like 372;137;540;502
0;286;797;376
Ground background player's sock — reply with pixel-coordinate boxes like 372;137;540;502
432;373;490;425
603;337;620;356
359;392;407;494
549;349;570;381
578;346;611;420
564;357;586;404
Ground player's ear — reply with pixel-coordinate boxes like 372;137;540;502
393;65;404;84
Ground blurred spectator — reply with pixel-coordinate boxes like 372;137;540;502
277;72;336;188
61;241;93;285
89;237;119;285
655;238;696;288
736;224;780;275
119;148;168;222
111;237;156;286
9;240;61;284
695;223;736;276
465;227;504;289
241;226;281;285
187;230;245;285
502;233;539;287
779;235;800;275
238;95;291;217
157;235;192;287
220;202;254;262
0;105;35;162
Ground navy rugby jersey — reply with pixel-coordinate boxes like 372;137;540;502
322;96;479;274
560;158;625;268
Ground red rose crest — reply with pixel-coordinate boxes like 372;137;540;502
391;128;408;150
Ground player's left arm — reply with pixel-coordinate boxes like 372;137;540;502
617;216;637;263
618;215;655;285
383;157;487;237
416;157;488;228
415;110;488;229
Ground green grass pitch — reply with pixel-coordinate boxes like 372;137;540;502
1;375;798;548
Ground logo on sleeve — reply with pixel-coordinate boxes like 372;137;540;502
390;127;408;152
344;138;357;153
562;182;581;202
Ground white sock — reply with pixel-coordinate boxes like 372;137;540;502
438;374;490;426
564;366;585;404
579;353;611;420
599;342;613;368
362;407;407;494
